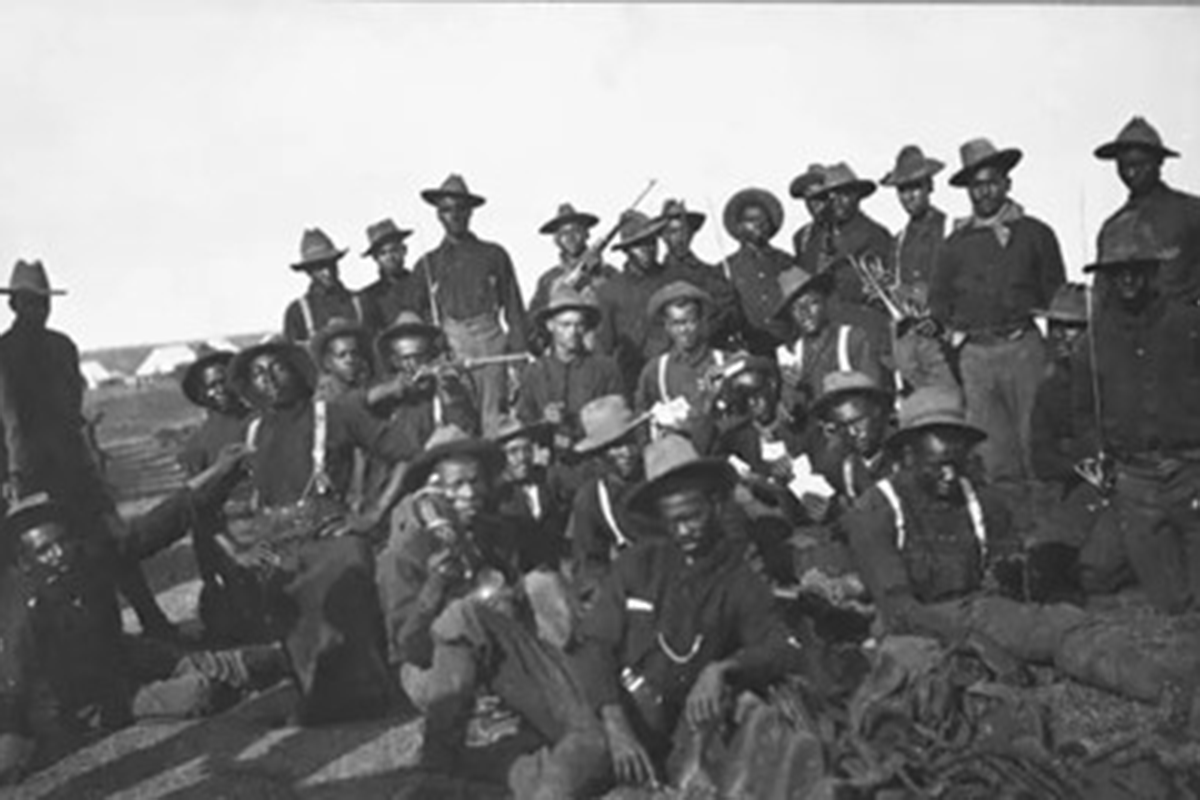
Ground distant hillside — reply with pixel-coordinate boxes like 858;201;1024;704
82;331;271;376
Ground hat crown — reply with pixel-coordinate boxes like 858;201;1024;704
642;434;701;482
556;202;579;218
897;385;968;431
299;228;341;262
545;284;598;313
958;138;1002;169
1045;283;1089;321
822;162;860;187
1095;221;1178;266
661;198;689;217
777;266;821;300
7;260;56;294
1116;116;1164;149
392;310;426;328
819;369;881;398
618;210;652;242
578;394;636;437
424;424;472;451
439;174;471;195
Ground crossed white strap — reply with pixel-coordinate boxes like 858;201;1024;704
877;476;986;557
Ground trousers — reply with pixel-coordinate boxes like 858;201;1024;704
442;312;510;434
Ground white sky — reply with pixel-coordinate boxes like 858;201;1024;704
0;3;1197;350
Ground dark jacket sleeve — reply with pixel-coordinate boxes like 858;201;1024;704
928;239;958;327
572;566;628;710
1034;221;1067;311
337;393;420;463
567;481;611;575
726;568;800;682
283;300;307;343
596;355;625;398
514;361;543;424
845;487;917;620
495;247;528;353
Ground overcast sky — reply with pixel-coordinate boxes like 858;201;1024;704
0;3;1196;350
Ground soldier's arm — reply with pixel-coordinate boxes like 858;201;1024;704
496;248;528;353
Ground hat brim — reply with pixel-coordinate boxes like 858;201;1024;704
949;149;1023;188
880;160;946;188
885;420;986;452
812;179;877;200
788;174;825;200
492;419;554;446
811;384;893;420
229;342;318;406
573;416;645;455
375;321;443;363
181;351;236;407
613;218;669;252
646;286;712;320
1094;141;1179;161
291;249;349;272
400;439;504;496
627;459;737;517
658;211;706;233
420;189;486;209
1082;257;1162;274
535;303;602;329
773;272;835;320
361;230;414;257
0;287;66;296
723;189;784;242
539;213;601;236
1032;307;1088;324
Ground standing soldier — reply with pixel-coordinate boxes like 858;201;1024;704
413;174;527;432
1094;116;1200;304
723;187;794;355
358;219;428;333
656;199;742;351
283;228;366;344
528;203;613;318
788;163;829;262
930;138;1066;532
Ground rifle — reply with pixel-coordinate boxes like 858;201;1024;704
561;179;657;292
1076;281;1113;496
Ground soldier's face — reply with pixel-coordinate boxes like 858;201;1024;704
662;217;694;257
435;456;488;525
910;430;972;502
828;188;860;225
1047;321;1085;362
730;374;777;424
306;262;339;291
554;223;589;259
824;396;886;459
548;310;589;357
626;241;659;270
11;292;50;328
657;487;719;559
605;438;640;481
1116;148;1162;196
436;198;473;237
374;238;408;278
200;363;237;413
805;196;827;223
664;301;702;353
788;290;828;337
19;522;76;586
324;334;368;387
386;336;433;377
250;352;301;408
967;167;1011;219
1112;265;1155;307
738;204;771;245
897;179;933;220
502;437;535;482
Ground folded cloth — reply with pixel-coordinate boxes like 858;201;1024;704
787;455;835;501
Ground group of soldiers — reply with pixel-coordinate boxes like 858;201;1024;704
0;114;1198;796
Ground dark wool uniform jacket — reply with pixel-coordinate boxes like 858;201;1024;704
1097;182;1200;304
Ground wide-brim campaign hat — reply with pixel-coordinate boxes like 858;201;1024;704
0;260;66;296
375;311;443;362
534;285;603;328
1094;116;1179;161
885;385;985;451
646;281;712;320
773;266;835;320
811;162;876;200
810;370;893;419
3;492;67;542
949;138;1024;188
181;348;236;407
723;187;784;241
362;219;414;257
310;318;372;364
1083;239;1179;274
657;198;706;233
788;164;827;200
539;202;600;235
421;173;486;208
880;145;946;187
400;424;504;496
612;210;667;252
574;394;646;454
291;228;349;272
1032;283;1089;324
228;338;318;405
627;434;737;517
489;415;554;446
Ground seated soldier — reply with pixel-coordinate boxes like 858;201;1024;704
635;281;726;451
565;396;652;600
845;385;1199;710
211;339;420;724
376;426;607;799
810;370;895;507
573;435;803;791
0;464;287;783
489;415;570;573
516;287;623;452
310;317;372;402
774;266;884;420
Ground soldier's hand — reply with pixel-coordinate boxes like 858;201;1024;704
543;402;565;426
602;706;657;787
685;661;730;728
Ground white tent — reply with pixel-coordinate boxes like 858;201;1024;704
135;344;196;378
80;359;115;389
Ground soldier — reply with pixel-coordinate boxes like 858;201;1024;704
358;218;428;332
309;318;372;402
413;174;527;432
529;204;613;317
1074;235;1200;614
810;370;895;504
490;416;570;572
722;187;794;356
788;163;829;262
282;228;366;344
930;138;1066;532
656;199;742;350
1094;116;1200;304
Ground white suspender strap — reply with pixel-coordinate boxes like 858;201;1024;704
961;478;988;557
877;478;906;550
837;325;852;372
713;350;725;366
299;297;316;342
245;417;262;511
843;457;857;500
432;393;445;426
351;294;364;324
597;479;630;550
304;399;332;498
657;353;671;402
